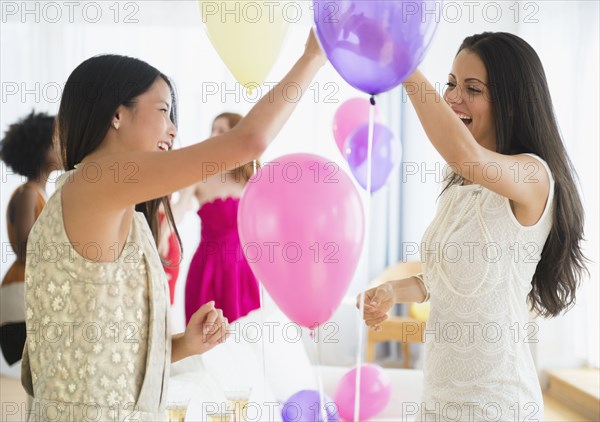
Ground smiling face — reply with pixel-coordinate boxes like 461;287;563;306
113;77;177;152
444;49;496;151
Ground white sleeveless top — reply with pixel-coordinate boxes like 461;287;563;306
21;170;171;421
419;154;554;422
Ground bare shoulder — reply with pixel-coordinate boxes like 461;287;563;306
509;153;552;226
9;184;38;210
61;172;132;262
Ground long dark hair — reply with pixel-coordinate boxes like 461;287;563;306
445;32;587;317
57;54;182;253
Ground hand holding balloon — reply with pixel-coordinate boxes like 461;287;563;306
356;283;394;331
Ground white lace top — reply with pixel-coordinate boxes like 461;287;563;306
22;170;171;421
419;154;554;422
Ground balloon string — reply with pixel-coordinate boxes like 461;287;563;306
366;102;375;199
258;284;267;403
355;293;365;422
253;159;268;404
313;329;328;422
354;99;376;421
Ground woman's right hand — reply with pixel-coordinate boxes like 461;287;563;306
356;282;395;331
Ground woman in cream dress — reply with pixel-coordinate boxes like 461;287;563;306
359;32;586;421
22;32;326;421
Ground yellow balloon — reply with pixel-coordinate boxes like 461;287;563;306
409;301;431;322
199;0;290;90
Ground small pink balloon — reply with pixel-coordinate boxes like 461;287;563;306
332;98;380;154
334;364;392;421
238;153;364;329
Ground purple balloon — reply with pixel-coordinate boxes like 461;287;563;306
344;123;401;192
282;390;339;422
313;0;441;94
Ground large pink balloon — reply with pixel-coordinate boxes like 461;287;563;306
238;153;364;329
332;98;380;154
334;364;392;421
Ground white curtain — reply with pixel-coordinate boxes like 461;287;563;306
517;1;599;370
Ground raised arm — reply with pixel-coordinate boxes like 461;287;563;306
404;70;550;222
75;31;326;210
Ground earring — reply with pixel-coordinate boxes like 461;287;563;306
113;120;120;130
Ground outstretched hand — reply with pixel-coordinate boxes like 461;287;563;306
356;283;394;331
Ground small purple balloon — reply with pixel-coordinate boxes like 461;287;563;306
282;390;339;422
313;0;441;94
344;123;401;192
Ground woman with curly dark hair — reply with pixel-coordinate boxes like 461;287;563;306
0;111;61;366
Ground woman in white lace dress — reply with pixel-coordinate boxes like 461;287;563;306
21;32;326;421
359;32;586;422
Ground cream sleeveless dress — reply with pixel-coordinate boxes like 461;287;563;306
418;154;553;422
21;170;171;421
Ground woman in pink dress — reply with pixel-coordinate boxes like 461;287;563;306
184;113;260;324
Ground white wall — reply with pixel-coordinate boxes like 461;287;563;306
516;1;600;373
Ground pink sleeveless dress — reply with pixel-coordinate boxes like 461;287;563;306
185;197;260;323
